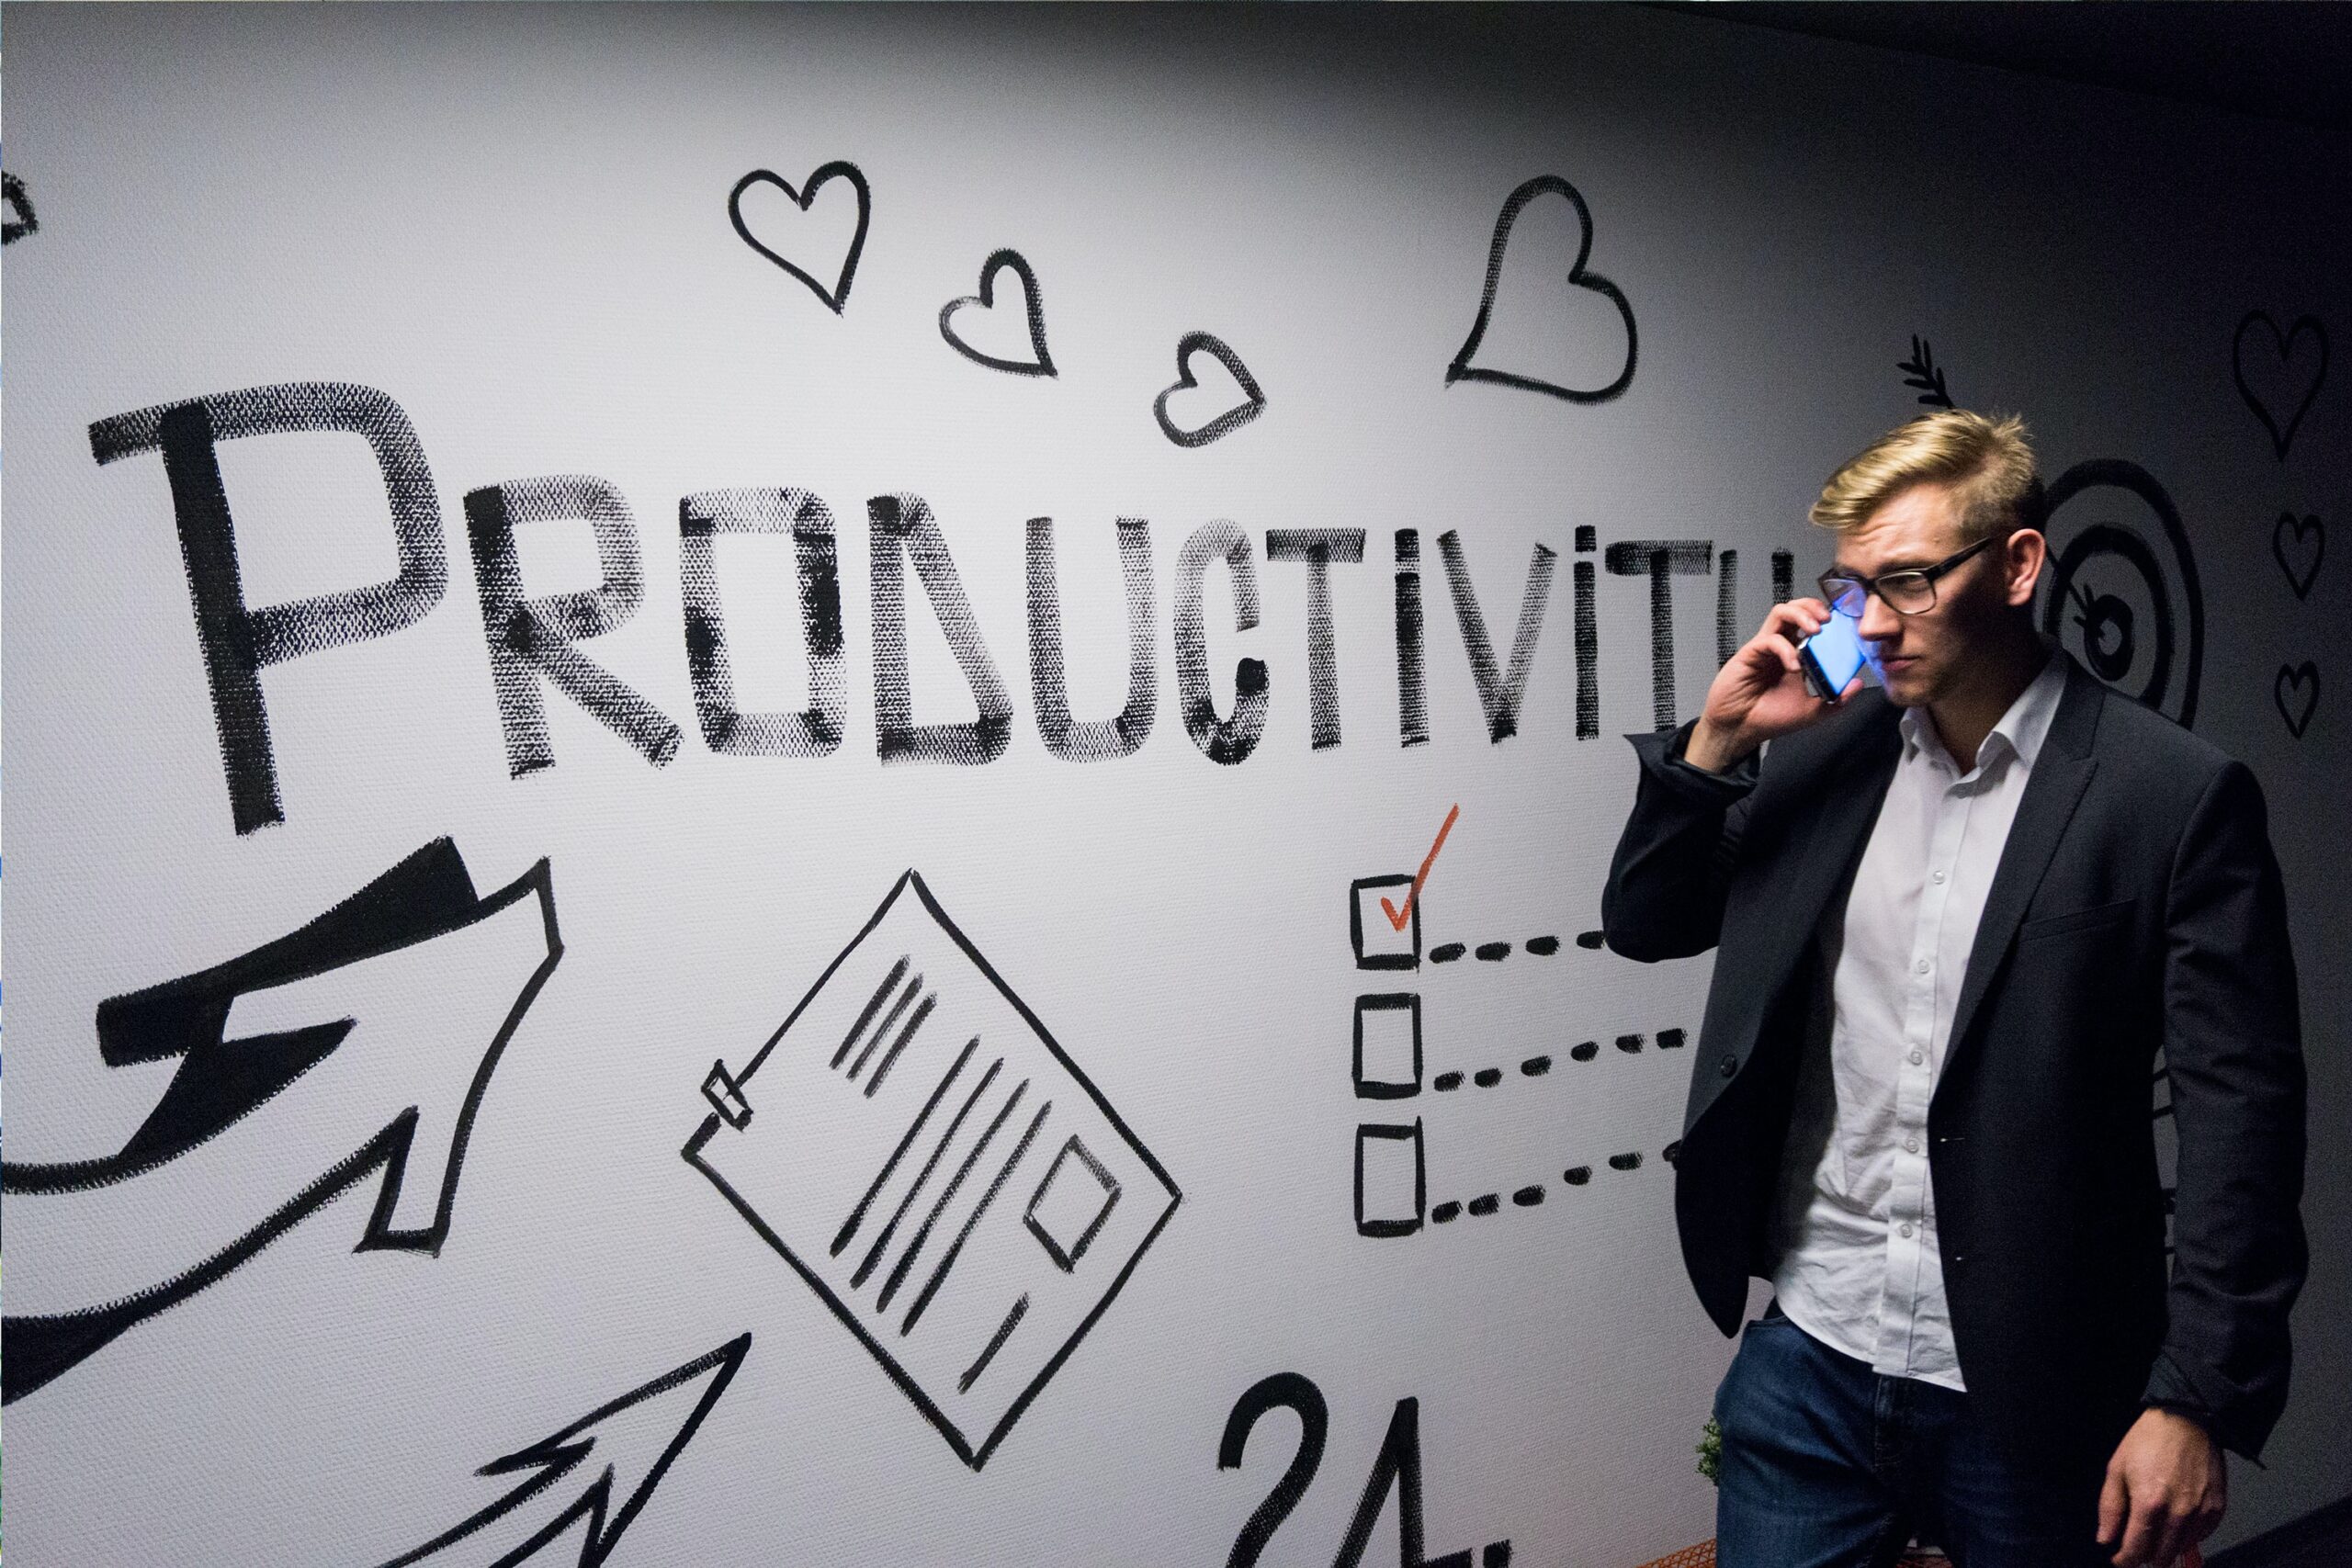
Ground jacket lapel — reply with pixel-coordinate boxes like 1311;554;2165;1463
1943;656;2108;1064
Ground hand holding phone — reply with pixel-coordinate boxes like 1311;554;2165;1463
1687;598;1867;772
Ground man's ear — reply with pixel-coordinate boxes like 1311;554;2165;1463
2004;528;2047;608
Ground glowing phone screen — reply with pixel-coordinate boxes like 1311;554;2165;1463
1801;610;1870;700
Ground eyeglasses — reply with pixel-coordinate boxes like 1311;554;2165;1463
1818;536;1997;616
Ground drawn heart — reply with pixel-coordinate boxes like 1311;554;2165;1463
2;171;37;245
1154;332;1265;448
2275;660;2320;739
1447;173;1637;405
2233;310;2329;461
2273;513;2325;600
939;248;1056;378
729;161;871;314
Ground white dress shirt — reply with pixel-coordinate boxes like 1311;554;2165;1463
1771;649;2067;1390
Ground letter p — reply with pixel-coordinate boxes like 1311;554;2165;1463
89;382;447;834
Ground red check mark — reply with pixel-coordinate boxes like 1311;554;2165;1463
1381;804;1460;931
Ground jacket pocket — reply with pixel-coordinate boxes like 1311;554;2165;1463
2018;897;2137;942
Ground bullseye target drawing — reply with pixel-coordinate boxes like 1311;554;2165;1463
2037;459;2205;729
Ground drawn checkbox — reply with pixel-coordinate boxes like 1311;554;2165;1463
1353;993;1422;1100
1354;1121;1426;1238
1351;874;1419;971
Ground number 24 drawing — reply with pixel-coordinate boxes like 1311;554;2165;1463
1218;1372;1512;1568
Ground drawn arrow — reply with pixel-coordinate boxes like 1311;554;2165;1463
374;1334;750;1568
2;839;563;1404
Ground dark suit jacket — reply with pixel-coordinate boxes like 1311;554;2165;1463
1601;652;2305;1468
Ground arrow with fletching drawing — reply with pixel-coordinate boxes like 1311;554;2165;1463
375;1335;750;1568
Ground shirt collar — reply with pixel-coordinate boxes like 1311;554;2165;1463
1897;643;2065;776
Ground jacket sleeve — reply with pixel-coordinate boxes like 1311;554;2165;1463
1600;719;1760;963
2148;759;2307;1461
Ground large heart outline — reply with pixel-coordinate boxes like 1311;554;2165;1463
1154;331;1265;448
2;172;37;245
939;248;1057;378
1446;174;1637;405
729;161;872;314
2232;310;2329;461
2275;660;2320;739
2273;513;2325;601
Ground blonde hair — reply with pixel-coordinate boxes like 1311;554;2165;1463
1810;411;2042;546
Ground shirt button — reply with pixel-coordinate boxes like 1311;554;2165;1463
1915;958;1931;974
1908;1049;1925;1066
1905;1136;1920;1154
1931;869;1947;884
1899;1222;1915;1238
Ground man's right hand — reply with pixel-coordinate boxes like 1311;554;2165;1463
1683;598;1862;773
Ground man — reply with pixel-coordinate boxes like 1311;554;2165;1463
1601;412;2304;1568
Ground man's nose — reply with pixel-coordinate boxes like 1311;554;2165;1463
1858;592;1903;642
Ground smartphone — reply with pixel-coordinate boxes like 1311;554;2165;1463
1798;608;1871;702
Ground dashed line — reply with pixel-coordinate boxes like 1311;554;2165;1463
1426;1145;1671;1223
1427;933;1589;964
1431;1031;1685;1091
1576;931;1605;950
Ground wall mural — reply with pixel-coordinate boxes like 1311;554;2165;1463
2236;309;2333;741
1895;335;1954;410
4;9;2343;1567
1156;331;1269;449
1446;174;1638;405
940;248;1057;379
376;1335;750;1568
3;840;563;1404
2233;310;2329;464
729;160;873;314
1219;1372;1516;1568
686;869;1180;1470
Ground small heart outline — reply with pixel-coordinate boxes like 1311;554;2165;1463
1154;331;1265;448
2275;660;2320;739
939;248;1056;378
2272;513;2325;601
729;161;872;314
1447;173;1638;405
2232;310;2329;462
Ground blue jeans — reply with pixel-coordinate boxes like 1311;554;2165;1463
1713;1303;2110;1568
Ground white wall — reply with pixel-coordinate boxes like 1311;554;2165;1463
3;6;2344;1562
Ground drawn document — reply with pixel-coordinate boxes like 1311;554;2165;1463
684;871;1181;1468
